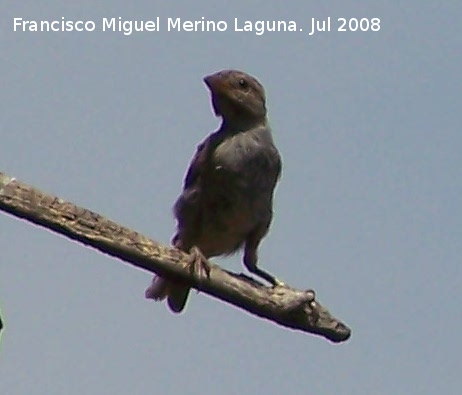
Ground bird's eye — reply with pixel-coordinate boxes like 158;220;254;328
238;79;248;88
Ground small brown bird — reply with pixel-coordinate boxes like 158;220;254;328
145;69;283;312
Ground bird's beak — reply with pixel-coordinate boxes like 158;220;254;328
203;73;228;96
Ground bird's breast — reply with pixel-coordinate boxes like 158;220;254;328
210;131;280;195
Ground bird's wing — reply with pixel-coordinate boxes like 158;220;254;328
183;131;222;189
183;141;207;189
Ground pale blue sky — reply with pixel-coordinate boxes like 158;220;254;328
1;2;461;394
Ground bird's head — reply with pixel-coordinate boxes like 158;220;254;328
204;70;267;126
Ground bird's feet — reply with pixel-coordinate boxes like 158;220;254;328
249;265;286;288
273;278;286;287
186;246;211;282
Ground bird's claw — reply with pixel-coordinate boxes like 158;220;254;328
273;278;286;287
187;246;211;281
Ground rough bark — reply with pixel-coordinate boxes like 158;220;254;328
0;171;351;342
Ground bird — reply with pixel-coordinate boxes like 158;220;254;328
145;69;283;313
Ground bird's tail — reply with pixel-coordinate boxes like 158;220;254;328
145;276;190;313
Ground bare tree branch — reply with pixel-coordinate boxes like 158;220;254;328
0;171;351;343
